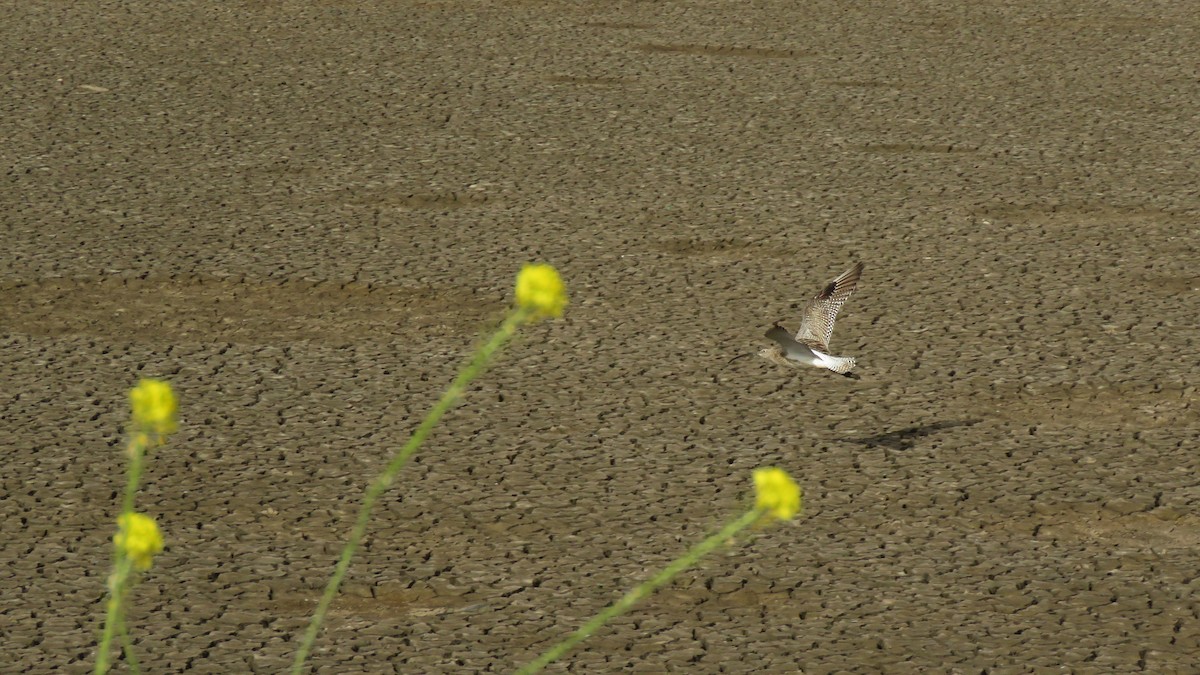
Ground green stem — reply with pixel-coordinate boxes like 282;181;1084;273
290;308;529;674
514;508;766;675
94;558;133;675
120;434;145;515
96;431;150;675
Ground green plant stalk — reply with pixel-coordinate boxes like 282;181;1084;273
291;308;529;674
95;431;150;675
514;507;766;675
94;557;132;675
120;433;148;515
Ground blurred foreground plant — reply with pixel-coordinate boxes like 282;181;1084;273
86;268;797;674
290;263;568;673
514;467;802;675
95;379;177;675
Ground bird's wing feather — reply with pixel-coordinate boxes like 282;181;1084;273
765;324;794;345
794;262;863;350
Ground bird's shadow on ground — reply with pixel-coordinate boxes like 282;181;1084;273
839;419;982;451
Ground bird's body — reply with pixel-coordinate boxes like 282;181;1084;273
760;328;857;373
759;262;864;377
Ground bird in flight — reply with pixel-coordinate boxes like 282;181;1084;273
759;262;864;378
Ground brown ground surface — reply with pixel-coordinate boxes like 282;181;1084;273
2;0;1198;672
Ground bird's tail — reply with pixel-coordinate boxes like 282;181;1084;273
819;354;856;374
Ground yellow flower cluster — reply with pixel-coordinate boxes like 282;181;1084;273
114;512;163;571
515;263;568;321
752;467;802;521
130;379;178;437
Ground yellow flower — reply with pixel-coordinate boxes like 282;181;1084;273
130;379;178;437
515;263;568;320
753;467;802;522
114;512;164;571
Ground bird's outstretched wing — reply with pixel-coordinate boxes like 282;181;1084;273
794;262;863;351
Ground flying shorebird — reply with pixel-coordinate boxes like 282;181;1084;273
759;261;864;378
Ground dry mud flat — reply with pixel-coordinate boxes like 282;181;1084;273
2;0;1198;672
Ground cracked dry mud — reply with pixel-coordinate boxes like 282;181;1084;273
3;0;1198;672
